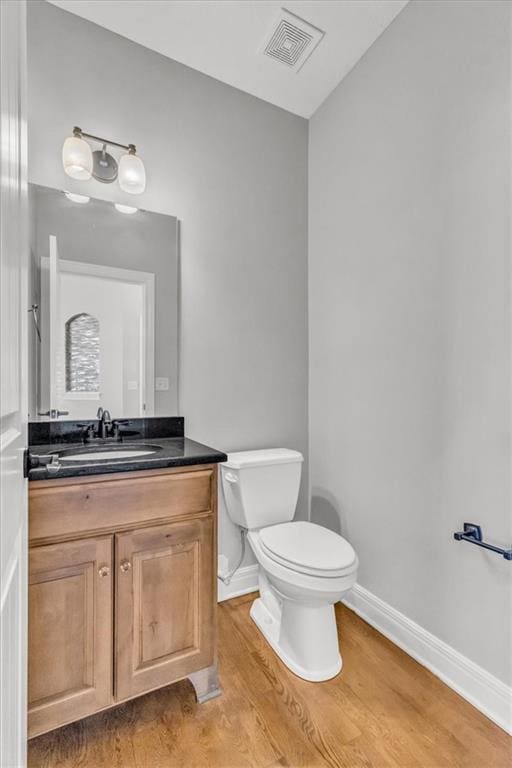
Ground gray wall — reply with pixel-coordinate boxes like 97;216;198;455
309;0;511;684
28;1;308;565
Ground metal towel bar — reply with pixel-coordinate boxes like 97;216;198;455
454;523;512;561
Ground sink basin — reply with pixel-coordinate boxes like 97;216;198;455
56;445;162;462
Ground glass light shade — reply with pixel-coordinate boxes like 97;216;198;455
118;152;146;194
64;191;90;204
62;135;93;180
114;203;138;215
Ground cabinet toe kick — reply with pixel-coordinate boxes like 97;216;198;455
188;665;222;703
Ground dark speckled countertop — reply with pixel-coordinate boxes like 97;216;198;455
28;437;227;481
27;417;227;481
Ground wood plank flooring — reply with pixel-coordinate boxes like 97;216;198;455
28;594;511;768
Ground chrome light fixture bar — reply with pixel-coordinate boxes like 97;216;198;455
62;126;146;194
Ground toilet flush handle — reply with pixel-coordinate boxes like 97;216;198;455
224;472;238;484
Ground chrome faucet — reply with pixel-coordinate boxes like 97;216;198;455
97;407;112;439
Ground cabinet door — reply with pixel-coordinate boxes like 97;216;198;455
28;537;113;737
115;516;214;701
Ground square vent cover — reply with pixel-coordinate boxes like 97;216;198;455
260;8;325;73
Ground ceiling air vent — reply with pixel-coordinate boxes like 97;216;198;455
260;8;325;73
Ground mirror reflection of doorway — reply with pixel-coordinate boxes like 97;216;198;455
40;236;155;419
29;184;179;420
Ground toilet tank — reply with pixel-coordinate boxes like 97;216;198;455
221;449;303;530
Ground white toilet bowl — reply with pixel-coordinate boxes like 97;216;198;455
221;449;358;682
248;522;358;681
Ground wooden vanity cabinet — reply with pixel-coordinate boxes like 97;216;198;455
28;465;219;738
115;516;214;700
28;536;113;737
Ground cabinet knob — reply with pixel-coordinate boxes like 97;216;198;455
98;565;110;578
120;560;132;573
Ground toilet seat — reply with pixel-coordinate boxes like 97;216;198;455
259;521;357;578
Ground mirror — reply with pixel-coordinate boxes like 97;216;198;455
28;184;179;420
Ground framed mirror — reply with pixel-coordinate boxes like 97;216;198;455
28;184;179;420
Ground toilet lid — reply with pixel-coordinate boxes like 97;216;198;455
259;521;357;577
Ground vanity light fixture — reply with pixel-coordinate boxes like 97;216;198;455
62;130;93;180
114;203;138;215
118;149;146;195
64;191;90;204
62;127;146;194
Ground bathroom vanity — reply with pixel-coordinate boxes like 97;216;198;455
24;184;230;738
27;418;227;738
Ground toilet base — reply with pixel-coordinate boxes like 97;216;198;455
250;596;343;682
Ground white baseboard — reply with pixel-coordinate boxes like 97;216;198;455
217;564;259;602
343;584;512;735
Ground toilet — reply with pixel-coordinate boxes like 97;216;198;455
221;448;358;682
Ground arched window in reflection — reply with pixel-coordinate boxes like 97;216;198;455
65;313;100;392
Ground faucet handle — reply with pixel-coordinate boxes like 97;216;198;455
111;419;130;440
77;423;95;442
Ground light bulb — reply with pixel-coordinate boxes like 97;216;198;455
64;191;90;204
118;150;146;194
115;203;138;215
62;134;93;180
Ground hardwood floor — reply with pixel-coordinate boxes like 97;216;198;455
28;594;511;768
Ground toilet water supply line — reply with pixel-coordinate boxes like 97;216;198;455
218;528;247;585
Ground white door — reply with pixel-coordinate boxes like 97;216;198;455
38;235;63;419
48;235;61;419
58;271;145;419
0;1;28;766
41;257;154;420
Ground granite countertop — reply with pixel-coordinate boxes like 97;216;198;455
27;436;228;481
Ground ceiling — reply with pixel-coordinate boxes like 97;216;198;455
47;0;408;118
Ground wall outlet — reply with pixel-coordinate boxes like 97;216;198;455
155;377;169;391
127;380;138;391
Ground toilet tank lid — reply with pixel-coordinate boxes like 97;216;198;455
223;448;303;469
